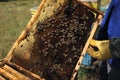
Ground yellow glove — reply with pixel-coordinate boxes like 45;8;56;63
87;39;111;60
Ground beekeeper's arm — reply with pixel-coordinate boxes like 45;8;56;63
87;38;120;60
109;38;120;58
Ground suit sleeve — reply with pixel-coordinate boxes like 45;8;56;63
110;38;120;58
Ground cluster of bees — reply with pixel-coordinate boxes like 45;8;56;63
30;1;95;80
11;1;96;80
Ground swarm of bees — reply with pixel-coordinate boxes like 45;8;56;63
12;0;98;80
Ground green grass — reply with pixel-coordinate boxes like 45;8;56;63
0;0;41;59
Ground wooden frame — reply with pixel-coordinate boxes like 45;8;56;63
1;0;103;80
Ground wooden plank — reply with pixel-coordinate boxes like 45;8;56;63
5;61;44;80
3;65;31;80
0;75;6;80
0;68;18;80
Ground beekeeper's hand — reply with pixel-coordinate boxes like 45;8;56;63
87;39;111;60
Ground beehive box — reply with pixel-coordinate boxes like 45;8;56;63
1;0;103;80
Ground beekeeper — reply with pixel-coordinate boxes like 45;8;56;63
87;0;120;80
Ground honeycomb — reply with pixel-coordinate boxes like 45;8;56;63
11;0;99;80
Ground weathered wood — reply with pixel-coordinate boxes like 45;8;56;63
5;61;44;80
0;68;18;80
0;75;6;80
3;65;31;80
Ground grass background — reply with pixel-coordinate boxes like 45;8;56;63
0;0;41;59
